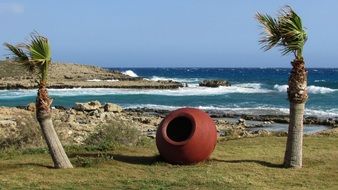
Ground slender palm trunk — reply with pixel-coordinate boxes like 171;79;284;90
284;102;305;168
36;63;73;168
284;58;308;168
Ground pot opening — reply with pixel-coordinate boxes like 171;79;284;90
166;116;194;142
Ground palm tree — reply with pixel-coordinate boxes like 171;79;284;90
4;33;73;169
256;6;308;168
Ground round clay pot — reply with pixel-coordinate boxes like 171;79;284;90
156;108;217;164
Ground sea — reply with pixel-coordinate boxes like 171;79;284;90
1;68;338;119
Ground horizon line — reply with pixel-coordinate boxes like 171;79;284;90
1;59;337;69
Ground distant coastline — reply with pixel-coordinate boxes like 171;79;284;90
0;61;183;90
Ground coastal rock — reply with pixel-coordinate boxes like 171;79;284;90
104;103;122;113
237;118;246;126
26;103;36;112
0;120;17;129
199;80;230;88
0;120;19;141
0;61;183;90
54;105;68;110
64;75;73;79
74;101;102;111
66;114;76;123
253;129;271;136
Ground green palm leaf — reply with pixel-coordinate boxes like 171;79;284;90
255;12;281;51
28;33;51;64
278;6;307;57
3;43;29;62
3;42;37;72
256;6;307;58
4;33;51;73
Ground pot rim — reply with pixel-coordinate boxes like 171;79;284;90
161;111;196;146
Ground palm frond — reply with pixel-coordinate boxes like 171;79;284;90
3;33;52;73
278;6;307;56
3;43;29;62
255;12;281;51
27;33;51;65
256;6;307;58
3;43;37;72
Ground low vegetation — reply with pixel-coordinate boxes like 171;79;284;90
0;112;44;150
0;132;337;189
84;119;143;151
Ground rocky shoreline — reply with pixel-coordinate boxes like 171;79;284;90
1;101;337;150
0;61;183;89
124;107;338;127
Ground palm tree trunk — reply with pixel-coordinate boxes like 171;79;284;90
284;59;308;168
36;82;73;169
284;102;305;168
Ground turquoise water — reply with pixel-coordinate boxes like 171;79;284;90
1;68;337;118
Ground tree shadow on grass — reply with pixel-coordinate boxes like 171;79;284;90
17;163;54;169
69;152;162;165
112;154;163;165
210;159;284;168
1;163;54;170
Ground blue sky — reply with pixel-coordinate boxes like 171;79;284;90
0;1;337;68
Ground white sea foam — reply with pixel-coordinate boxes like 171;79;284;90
122;70;138;77
273;84;336;94
149;76;199;83
273;84;288;92
86;79;102;82
187;83;199;87
125;104;290;114
106;79;119;82
305;108;338;118
86;79;118;82
124;104;179;110
307;86;336;94
125;104;338;117
0;83;272;99
314;80;326;83
0;89;37;99
0;83;334;99
234;83;262;89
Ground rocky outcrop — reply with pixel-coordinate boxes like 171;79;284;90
73;101;123;113
26;103;36;112
0;61;183;89
74;101;102;111
104;103;122;113
199;80;231;87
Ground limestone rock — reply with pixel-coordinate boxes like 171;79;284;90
26;103;36;112
199;80;231;88
253;129;271;136
104;103;122;113
73;101;102;111
0;120;17;128
237;118;246;126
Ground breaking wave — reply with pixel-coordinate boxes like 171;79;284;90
148;76;200;83
124;104;338;117
122;70;138;77
273;84;336;94
0;83;271;99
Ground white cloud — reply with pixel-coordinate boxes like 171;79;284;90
0;2;24;14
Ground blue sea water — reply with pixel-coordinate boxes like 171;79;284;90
1;68;338;118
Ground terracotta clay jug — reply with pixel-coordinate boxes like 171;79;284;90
156;108;217;164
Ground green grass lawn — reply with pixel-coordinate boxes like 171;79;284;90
0;135;337;190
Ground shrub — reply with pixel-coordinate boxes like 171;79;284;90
0;113;44;150
84;119;141;151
